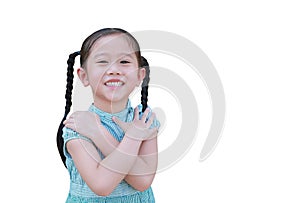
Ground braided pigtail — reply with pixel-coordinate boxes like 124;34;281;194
57;51;80;168
141;56;150;112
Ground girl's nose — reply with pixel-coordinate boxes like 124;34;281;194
106;62;122;75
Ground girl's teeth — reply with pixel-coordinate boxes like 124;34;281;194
106;82;123;87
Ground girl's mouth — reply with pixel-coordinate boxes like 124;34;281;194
104;79;124;87
105;81;124;87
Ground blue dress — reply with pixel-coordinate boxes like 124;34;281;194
62;100;160;203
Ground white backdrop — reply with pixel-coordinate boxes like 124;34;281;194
0;0;299;202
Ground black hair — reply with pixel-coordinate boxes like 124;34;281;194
57;28;150;168
141;56;150;112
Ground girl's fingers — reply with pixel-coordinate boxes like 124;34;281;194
63;119;69;125
112;116;127;130
68;111;78;118
63;118;74;124
141;108;151;123
134;107;139;120
112;116;120;125
64;122;74;129
146;113;156;128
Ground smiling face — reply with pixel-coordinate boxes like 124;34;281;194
77;33;145;113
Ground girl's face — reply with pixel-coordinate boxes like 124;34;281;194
78;34;145;112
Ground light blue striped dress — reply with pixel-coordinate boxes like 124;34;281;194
62;100;160;203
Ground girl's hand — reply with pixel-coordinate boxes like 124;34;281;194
63;111;102;140
112;107;158;141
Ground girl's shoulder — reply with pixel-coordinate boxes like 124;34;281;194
62;127;96;159
62;127;92;143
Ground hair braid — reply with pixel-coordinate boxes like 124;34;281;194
141;56;150;112
57;51;80;168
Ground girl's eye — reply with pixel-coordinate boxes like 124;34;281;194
97;60;108;64
120;60;130;64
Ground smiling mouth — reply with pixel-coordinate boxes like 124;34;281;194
105;81;124;87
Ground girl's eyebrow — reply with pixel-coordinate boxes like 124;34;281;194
93;53;109;59
118;53;135;59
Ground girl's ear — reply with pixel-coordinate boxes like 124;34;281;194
77;67;89;86
137;67;146;86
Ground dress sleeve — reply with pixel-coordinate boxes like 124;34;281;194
150;117;160;130
62;127;94;159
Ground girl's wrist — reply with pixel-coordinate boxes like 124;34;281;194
124;131;145;142
120;135;142;155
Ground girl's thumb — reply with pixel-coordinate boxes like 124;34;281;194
112;116;130;133
112;116;124;127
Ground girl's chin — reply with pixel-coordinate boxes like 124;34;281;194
94;91;130;103
96;95;127;103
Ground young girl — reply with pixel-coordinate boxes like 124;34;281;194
56;28;160;203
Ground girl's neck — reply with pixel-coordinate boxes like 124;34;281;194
93;99;128;114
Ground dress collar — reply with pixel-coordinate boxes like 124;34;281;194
88;100;133;122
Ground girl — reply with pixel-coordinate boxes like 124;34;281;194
57;28;160;203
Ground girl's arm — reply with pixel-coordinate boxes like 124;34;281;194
66;134;141;196
64;108;158;191
124;136;158;191
88;124;158;191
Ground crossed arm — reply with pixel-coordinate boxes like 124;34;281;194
64;108;158;196
89;125;158;191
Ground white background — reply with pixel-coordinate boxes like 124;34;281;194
0;0;299;202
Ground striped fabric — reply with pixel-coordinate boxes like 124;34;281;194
62;100;159;203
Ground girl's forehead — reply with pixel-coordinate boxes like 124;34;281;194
91;34;137;56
